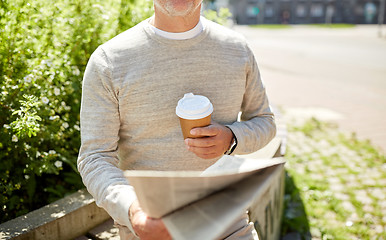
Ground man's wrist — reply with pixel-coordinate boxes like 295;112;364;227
224;127;237;155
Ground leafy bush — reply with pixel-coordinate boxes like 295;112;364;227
0;0;153;223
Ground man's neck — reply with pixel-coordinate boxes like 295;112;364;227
151;4;202;33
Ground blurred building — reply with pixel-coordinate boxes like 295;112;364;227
206;0;386;25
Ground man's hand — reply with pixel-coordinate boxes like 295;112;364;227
129;200;171;240
184;122;234;159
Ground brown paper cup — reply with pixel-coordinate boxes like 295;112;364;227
176;93;213;139
179;114;212;139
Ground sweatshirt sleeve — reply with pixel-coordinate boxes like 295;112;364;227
226;45;276;155
77;46;137;234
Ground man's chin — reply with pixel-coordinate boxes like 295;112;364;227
162;2;197;17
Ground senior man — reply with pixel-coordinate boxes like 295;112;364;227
77;0;276;239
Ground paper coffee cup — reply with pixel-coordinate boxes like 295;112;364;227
176;93;213;139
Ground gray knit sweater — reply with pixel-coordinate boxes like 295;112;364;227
77;17;276;232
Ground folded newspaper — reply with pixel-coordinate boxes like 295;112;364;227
124;155;285;240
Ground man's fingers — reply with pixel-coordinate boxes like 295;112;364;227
189;148;219;159
185;137;216;148
185;122;233;159
190;124;219;137
130;200;171;240
186;145;218;156
133;213;171;240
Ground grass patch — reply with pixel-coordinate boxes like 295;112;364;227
248;23;355;29
281;117;386;239
249;24;292;29
306;23;356;28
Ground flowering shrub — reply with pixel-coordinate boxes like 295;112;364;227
0;0;153;223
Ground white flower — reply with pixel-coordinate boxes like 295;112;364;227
24;74;33;83
74;125;80;131
72;68;80;76
48;150;56;155
62;122;69;129
49;115;59;121
54;161;63;168
40;60;52;67
24;175;30;180
54;88;60;96
345;221;353;227
36;151;41;158
12;135;18;142
3;124;10;129
48;75;54;82
42;97;49;104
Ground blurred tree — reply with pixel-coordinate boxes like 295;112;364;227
203;7;232;26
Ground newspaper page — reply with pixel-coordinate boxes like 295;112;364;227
163;163;284;240
124;156;285;239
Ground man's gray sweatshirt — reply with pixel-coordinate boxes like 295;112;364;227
77;17;276;232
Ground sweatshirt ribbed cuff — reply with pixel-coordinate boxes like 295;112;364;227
110;186;138;237
225;124;241;155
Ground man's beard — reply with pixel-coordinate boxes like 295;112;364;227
154;0;199;17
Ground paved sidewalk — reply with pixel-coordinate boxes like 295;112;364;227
233;25;386;153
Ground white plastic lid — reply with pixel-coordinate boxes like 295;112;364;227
176;93;213;120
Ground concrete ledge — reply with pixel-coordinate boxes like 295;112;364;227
0;189;110;240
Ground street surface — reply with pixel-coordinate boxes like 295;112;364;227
233;25;386;152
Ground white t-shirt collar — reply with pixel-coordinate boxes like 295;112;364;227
148;16;204;40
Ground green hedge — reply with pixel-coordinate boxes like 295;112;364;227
0;0;153;223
